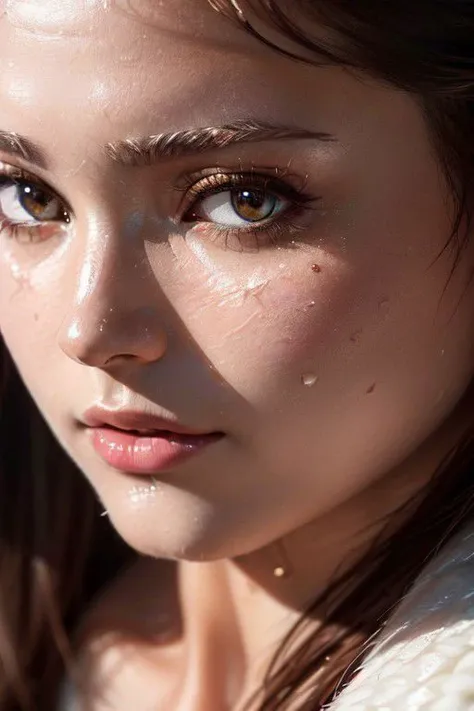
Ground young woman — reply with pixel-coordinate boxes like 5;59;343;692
0;1;474;708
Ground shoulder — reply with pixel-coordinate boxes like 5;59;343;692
331;524;474;710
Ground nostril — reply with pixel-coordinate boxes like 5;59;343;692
59;311;168;368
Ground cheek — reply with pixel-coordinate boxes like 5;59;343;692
174;246;355;398
0;244;65;387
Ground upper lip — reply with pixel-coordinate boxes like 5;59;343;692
81;407;216;436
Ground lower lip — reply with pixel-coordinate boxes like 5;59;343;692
90;427;223;474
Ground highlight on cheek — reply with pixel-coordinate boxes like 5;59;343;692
1;247;32;290
183;233;273;307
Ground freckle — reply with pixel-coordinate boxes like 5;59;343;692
366;383;376;394
350;329;363;343
34;313;39;322
311;264;322;273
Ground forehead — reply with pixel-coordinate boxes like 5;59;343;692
0;1;305;151
0;0;346;174
0;0;415;185
3;0;233;35
0;0;265;76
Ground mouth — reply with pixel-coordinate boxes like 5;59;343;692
82;407;225;475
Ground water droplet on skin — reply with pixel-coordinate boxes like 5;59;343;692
301;373;318;387
308;300;316;308
311;264;322;273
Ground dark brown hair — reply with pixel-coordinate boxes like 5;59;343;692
1;1;474;708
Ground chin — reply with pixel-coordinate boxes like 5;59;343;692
103;492;274;562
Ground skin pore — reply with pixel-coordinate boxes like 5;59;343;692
1;1;474;708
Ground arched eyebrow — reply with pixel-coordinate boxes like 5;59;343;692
0;120;335;171
104;120;335;166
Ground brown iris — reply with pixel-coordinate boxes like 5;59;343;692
19;183;68;222
231;188;277;223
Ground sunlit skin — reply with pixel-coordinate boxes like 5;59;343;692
1;1;474;708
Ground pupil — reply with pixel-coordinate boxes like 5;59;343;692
240;190;264;209
232;189;274;222
20;183;53;219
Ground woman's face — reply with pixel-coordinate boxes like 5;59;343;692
0;0;473;559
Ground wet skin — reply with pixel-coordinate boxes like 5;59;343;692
1;1;474;707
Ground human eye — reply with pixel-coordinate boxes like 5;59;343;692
0;163;71;244
180;171;319;252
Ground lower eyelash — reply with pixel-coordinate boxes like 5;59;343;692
191;202;315;253
0;217;49;244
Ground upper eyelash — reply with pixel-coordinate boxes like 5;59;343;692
177;169;317;218
0;163;48;192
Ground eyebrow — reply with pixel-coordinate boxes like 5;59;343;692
0;130;47;168
0;120;335;171
105;120;335;166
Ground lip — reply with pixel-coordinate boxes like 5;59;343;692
82;407;224;475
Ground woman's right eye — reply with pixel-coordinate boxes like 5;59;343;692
0;178;70;226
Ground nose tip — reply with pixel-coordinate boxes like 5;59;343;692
59;313;168;368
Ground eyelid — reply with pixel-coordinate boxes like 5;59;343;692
177;170;315;221
0;161;73;216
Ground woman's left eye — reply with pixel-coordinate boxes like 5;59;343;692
185;186;287;228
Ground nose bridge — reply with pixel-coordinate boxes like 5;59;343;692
58;217;168;367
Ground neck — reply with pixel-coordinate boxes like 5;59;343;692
192;400;472;683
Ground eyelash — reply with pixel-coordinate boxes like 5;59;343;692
0;165;70;244
179;171;318;251
0;164;319;251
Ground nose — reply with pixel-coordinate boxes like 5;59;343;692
58;231;168;369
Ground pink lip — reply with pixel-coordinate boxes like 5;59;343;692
82;407;224;475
